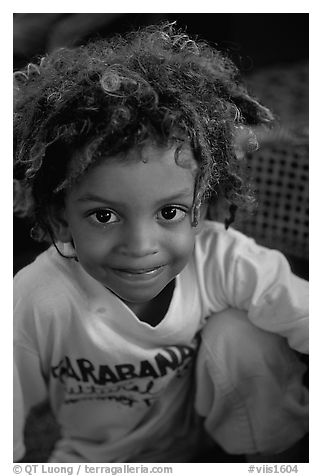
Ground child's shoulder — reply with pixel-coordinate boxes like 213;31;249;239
13;247;85;340
14;246;77;304
195;220;288;276
194;220;276;272
197;220;255;251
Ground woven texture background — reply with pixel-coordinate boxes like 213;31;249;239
234;62;309;261
235;143;309;260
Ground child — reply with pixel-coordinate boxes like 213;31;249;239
13;23;308;463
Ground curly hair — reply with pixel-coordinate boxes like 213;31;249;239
13;21;274;242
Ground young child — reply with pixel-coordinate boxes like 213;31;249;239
13;23;308;463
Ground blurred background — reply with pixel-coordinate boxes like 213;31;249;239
13;13;308;70
13;13;309;461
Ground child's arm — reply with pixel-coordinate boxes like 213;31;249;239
13;270;49;462
232;246;308;354
13;359;25;462
199;224;308;353
13;343;48;462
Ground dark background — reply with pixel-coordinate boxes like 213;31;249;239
14;13;309;71
13;13;308;70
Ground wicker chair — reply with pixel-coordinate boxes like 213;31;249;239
234;62;309;279
234;142;309;279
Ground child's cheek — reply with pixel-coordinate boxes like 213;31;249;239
72;234;108;267
166;226;197;266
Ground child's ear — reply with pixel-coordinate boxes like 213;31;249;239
48;206;72;243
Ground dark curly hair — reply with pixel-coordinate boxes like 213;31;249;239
13;21;274;243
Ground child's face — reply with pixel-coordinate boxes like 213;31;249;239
56;142;200;308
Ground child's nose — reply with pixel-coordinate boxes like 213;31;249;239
118;221;159;257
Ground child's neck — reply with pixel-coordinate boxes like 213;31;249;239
125;280;175;327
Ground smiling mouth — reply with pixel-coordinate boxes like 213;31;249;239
111;265;165;279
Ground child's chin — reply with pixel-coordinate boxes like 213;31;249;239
115;289;160;305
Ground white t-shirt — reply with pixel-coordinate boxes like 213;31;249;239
13;221;308;462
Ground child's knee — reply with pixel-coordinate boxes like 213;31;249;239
195;309;308;455
199;308;303;379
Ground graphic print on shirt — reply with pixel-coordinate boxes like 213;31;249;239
50;341;198;408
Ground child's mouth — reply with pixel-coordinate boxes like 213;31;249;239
111;265;165;279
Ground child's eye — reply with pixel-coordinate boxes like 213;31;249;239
157;206;187;223
89;209;119;225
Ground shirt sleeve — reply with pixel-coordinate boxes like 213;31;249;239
226;239;309;354
13;344;48;461
13;358;25;462
13;272;49;461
